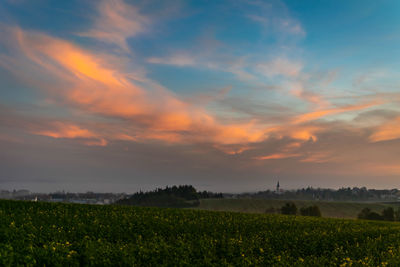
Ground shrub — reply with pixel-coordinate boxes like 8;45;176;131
281;202;297;215
382;207;394;221
358;208;383;221
358;208;371;220
300;205;321;217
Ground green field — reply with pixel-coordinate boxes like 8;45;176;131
3;200;400;266
197;198;400;219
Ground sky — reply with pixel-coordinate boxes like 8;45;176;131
1;0;400;193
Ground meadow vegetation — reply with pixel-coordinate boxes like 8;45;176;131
3;200;400;266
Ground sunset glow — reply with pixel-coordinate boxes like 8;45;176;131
1;0;400;192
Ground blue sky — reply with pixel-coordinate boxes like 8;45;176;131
1;0;400;192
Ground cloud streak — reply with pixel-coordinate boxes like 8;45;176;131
33;122;108;146
79;0;149;52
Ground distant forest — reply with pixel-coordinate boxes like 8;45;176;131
241;187;400;202
116;185;223;208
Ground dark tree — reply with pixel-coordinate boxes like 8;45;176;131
281;202;297;215
382;207;394;221
358;208;372;220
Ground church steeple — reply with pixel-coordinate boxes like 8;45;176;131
276;181;280;193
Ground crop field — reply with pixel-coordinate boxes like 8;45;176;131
197;198;400;219
2;200;400;266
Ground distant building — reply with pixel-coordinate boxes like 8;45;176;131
276;181;282;194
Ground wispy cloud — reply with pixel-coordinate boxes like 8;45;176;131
278;19;305;36
256;58;303;78
245;0;305;37
147;54;196;67
79;0;149;52
246;14;268;25
293;101;381;124
148;51;302;83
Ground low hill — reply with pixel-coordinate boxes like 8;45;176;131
3;199;400;265
196;198;400;219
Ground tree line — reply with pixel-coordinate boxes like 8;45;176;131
266;202;322;217
357;207;400;221
247;187;399;201
271;202;400;221
116;185;223;208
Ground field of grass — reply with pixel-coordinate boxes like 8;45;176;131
197;198;400;218
3;200;400;266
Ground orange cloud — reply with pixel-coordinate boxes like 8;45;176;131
288;125;320;141
33;122;107;146
213;144;252;155
293;101;380;124
254;153;301;160
300;152;333;163
369;117;400;142
212;122;267;144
